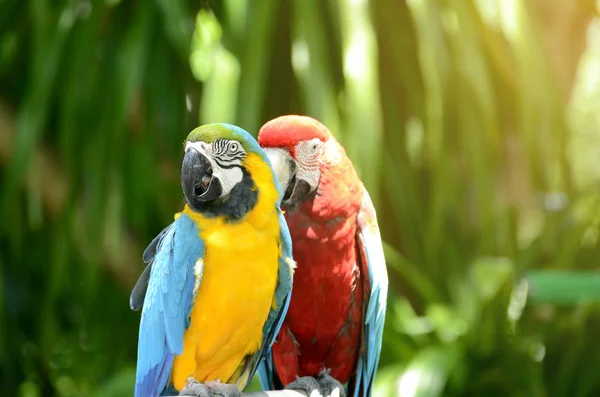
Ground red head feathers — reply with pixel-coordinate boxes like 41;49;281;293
258;115;332;154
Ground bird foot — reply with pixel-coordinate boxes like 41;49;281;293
179;378;241;397
286;370;346;397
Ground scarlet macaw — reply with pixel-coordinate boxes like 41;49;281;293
256;115;388;397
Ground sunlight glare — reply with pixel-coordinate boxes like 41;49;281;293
291;39;310;74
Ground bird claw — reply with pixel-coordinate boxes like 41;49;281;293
178;378;241;397
285;370;346;397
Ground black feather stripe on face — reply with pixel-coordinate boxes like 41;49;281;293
211;139;245;164
213;158;243;170
212;138;227;153
219;153;245;162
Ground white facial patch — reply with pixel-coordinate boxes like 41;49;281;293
296;166;320;192
294;138;324;192
216;167;243;197
185;139;245;197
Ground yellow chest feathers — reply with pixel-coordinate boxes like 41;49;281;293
170;153;283;389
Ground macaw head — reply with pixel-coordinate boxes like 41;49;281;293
182;123;275;218
258;115;344;209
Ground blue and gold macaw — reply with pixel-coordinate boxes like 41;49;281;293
129;124;295;397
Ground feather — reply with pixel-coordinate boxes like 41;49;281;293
134;214;205;397
256;209;295;390
242;208;295;388
129;224;174;311
352;189;389;397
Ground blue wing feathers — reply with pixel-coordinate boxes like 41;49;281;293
143;224;173;263
256;210;294;390
249;210;294;384
135;214;205;397
355;189;389;397
274;209;294;313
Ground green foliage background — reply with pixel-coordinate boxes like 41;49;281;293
2;0;600;396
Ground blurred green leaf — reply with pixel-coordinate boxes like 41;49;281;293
190;9;222;82
19;379;41;397
425;304;468;343
95;366;136;397
507;278;529;330
192;8;240;125
154;0;193;61
374;364;406;397
199;47;240;124
470;257;513;302
291;0;341;135
3;0;71;219
338;0;383;206
235;0;279;134
528;270;600;305
397;346;460;397
383;241;440;303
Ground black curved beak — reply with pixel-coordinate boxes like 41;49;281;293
181;147;223;208
280;160;312;208
264;148;313;209
284;175;312;209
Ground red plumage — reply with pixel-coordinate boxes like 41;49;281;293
258;115;331;147
259;116;369;386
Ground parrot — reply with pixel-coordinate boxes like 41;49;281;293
255;115;388;397
129;123;295;397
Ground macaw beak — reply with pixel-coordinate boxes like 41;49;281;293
264;148;312;208
181;147;223;209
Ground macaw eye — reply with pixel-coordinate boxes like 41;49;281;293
229;142;239;152
307;139;322;155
